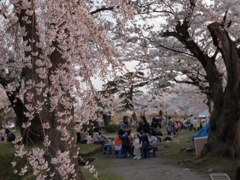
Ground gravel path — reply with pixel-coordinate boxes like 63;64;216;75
99;151;210;180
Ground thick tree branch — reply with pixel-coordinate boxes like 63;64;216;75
208;22;240;91
90;6;114;15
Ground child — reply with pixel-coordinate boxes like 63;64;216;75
114;130;131;157
173;121;178;137
133;129;149;160
148;129;158;149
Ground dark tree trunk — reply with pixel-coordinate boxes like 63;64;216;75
103;113;111;126
0;78;44;142
13;2;85;179
164;20;240;157
44;39;84;179
202;22;240;157
6;92;44;143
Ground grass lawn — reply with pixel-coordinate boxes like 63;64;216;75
0;142;103;180
158;129;238;179
102;126;138;137
81;153;123;180
1;127;238;180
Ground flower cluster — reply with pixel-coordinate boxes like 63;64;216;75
1;0;135;179
51;151;76;179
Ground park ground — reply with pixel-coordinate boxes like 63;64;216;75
0;121;238;180
81;128;238;180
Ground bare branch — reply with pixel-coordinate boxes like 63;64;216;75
90;6;114;15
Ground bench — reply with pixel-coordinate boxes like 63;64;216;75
103;144;112;154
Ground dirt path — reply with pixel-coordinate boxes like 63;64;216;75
98;151;210;180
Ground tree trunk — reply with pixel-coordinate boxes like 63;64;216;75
203;22;240;157
44;38;84;179
0;79;44;143
103;113;111;126
46;108;84;180
14;2;85;179
206;93;214;113
162;12;240;157
132;111;138;124
6;91;44;143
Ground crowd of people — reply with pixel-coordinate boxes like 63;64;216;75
74;114;160;160
115;115;159;159
0;125;16;142
75;112;210;160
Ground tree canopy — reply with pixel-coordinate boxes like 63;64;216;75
1;0;240;179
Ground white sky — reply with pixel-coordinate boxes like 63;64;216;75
91;60;140;90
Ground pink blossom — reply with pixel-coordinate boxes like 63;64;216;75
42;122;50;129
11;161;17;167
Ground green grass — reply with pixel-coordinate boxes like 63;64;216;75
0;143;26;180
0;142;103;180
81;152;123;180
2;126;238;180
77;144;102;156
188;154;238;179
83;170;123;180
159;129;238;179
102;126;137;137
15;127;21;137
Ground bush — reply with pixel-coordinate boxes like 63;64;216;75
105;124;119;133
82;120;99;133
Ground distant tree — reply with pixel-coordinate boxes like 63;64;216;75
102;71;148;121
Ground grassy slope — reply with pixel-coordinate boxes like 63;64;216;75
158;129;238;179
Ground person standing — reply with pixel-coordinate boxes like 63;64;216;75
167;117;173;136
148;129;158;148
0;126;5;142
189;116;196;132
138;116;150;134
133;129;149;160
197;118;202;131
151;113;161;129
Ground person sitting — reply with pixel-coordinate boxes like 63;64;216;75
87;132;94;144
119;115;132;148
132;133;140;155
119;116;132;135
5;128;16;142
114;130;131;157
133;129;149;160
79;130;87;144
93;128;105;145
138;116;150;134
